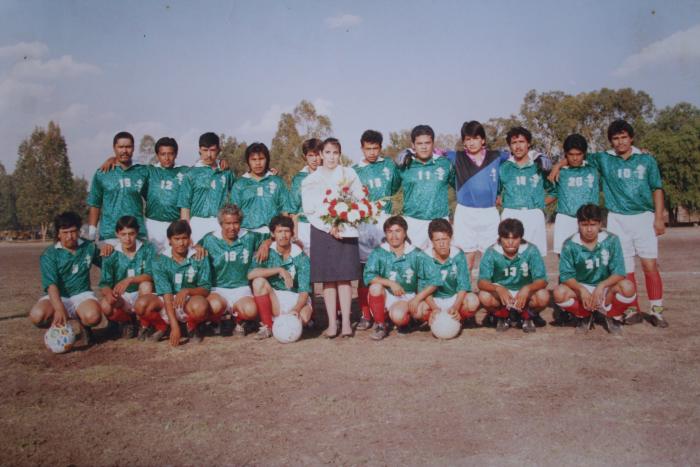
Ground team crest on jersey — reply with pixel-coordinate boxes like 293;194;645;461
601;249;610;266
288;264;296;279
268;181;277;194
135;179;144;189
529;173;540;187
435;167;445;181
186;266;195;282
382;167;391;180
72;264;79;274
585;174;595;187
242;248;249;264
389;271;398;282
404;268;414;283
520;262;530;277
176;173;185;183
635;165;646;180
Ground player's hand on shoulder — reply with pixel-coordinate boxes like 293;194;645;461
254;239;272;262
99;156;117;172
99;243;114;257
193;244;208;260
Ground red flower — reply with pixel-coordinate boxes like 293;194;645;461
325;189;332;195
330;200;338;207
342;186;350;193
351;203;359;209
359;210;366;218
329;208;337;217
363;186;369;195
340;211;348;220
323;198;328;203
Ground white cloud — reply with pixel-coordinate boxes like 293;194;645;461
324;14;362;29
48;103;89;126
235;104;287;138
0;41;49;60
312;97;333;116
0;78;52;112
11;55;101;80
614;23;700;77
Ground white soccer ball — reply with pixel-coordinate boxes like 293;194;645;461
44;324;76;354
430;311;461;340
272;314;303;344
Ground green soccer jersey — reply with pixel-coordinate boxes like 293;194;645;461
98;241;156;292
251;243;311;294
587;149;663;215
87;164;148;240
559;231;626;286
177;162;235;218
363;243;442;294
479;242;547;291
499;158;552;210
198;230;263;289
400;156;455;219
550;162;600;217
425;246;472;298
40;240;101;297
144;164;189;222
152;248;212;295
289;168;310;223
229;172;291;230
353;157;402;215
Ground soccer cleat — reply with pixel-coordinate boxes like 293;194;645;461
496;318;509;332
188;324;205;344
396;324;412;336
136;326;150;341
604;316;623;336
522;319;536;333
254;324;272;340
304;319;315;330
623;308;643;325
356;317;373;331
123;320;138;339
370;324;388;341
649;306;669;328
482;313;497;328
233;322;246;337
462;316;478;329
575;316;593;334
219;318;235;336
148;329;165;342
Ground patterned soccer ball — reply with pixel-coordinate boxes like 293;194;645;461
430;311;461;340
272;314;303;344
44;324;76;354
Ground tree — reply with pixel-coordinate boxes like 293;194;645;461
219;134;248;176
13;122;80;240
270;100;333;183
0;162;18;230
642;102;700;225
138;134;156;164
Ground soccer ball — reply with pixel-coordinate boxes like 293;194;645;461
272;314;303;344
44;324;76;354
430;311;461;340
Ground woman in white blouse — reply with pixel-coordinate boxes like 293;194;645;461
302;138;364;338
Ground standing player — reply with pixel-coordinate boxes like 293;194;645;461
289;138;322;255
478;219;550;333
87;131;148;243
98;216;156;339
135;220;213;346
499;127;554;256
178;132;235;244
353;130;402;330
248;215;313;339
29;212;103;340
423;219;481;327
399;125;455;250
553;204;636;334
199;204;264;337
364;216;442;340
229;142;291;237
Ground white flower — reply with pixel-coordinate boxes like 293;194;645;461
347;209;360;223
335;202;349;214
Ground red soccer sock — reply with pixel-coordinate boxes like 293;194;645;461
626;273;641;311
609;293;636;318
141;312;167;332
368;294;386;325
253;294;274;329
109;307;132;323
459;308;476;320
358;287;371;320
644;270;663;302
558;299;590;318
493;307;509;319
210;312;223;324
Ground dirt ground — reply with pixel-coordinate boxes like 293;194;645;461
1;228;699;466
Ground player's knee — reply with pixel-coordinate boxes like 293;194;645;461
464;293;480;312
530;289;550;309
235;298;257;319
478;291;496;308
99;299;113;316
81;308;102;327
617;279;636;298
28;305;49;327
251;277;270;295
368;284;385;297
138;281;153;295
299;305;312;324
389;305;409;326
553;285;572;303
187;296;210;319
207;295;226;315
133;296;150;316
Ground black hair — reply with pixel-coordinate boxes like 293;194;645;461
54;211;82;238
155;137;179;155
245;142;271;173
576;203;603;223
321;137;342;154
115;215;140;233
563;133;588;154
410;125;435;143
498;218;525;239
166;219;192;239
199;132;220;148
301;138;322;157
269;214;294;234
361;129;383;146
506;126;532;145
607;120;634;142
428;218;453;239
113;131;134;147
383;215;408;234
460;121;486;140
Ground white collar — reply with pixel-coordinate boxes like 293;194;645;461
154;162;182;169
424;245;461;260
300;166;310;174
571;230;609;246
115;240;143;254
506;155;534;167
380;241;416;255
493;242;528;256
562;160;588;169
270;241;302;258
243;171;273;179
606;146;642;157
213;229;248;241
194;160;220;169
55;238;84;249
357;157;385;168
162;246;197;259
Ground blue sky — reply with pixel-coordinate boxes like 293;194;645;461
0;0;699;177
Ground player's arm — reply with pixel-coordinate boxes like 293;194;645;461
40;253;69;325
477;279;512;307
99;156;117;172
177;174;193;221
87;207;100;240
113;273;152;296
253;238;272;262
563;278;595;310
290;292;309;315
163;293;181;346
180;207;191;221
653;189;665;236
47;284;69;326
513;279;547;310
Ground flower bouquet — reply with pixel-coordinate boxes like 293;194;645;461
320;182;385;229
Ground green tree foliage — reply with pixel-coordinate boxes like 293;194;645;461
641;102;700;224
219;134;248;176
13;122;82;240
138;134;156;164
0;162;18;230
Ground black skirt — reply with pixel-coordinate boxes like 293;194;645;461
310;225;361;283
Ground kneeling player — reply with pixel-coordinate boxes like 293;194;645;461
29;212;103;341
199;204;264;336
247;215;313;339
423;219;480;327
364;216;441;340
99;216;156;339
478;218;549;333
553;204;635;335
134;220;212;346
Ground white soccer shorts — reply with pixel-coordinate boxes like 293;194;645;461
432;295;461;312
273;290;310;314
501;208;547;257
405;216;447;251
189;216;220;245
39;291;99;320
211;286;253;313
453;205;500;253
145;218;172;252
606;211;658;273
158;296;189;324
553;213;579;254
384;291;416;309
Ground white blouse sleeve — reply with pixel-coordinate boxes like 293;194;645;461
301;173;330;234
